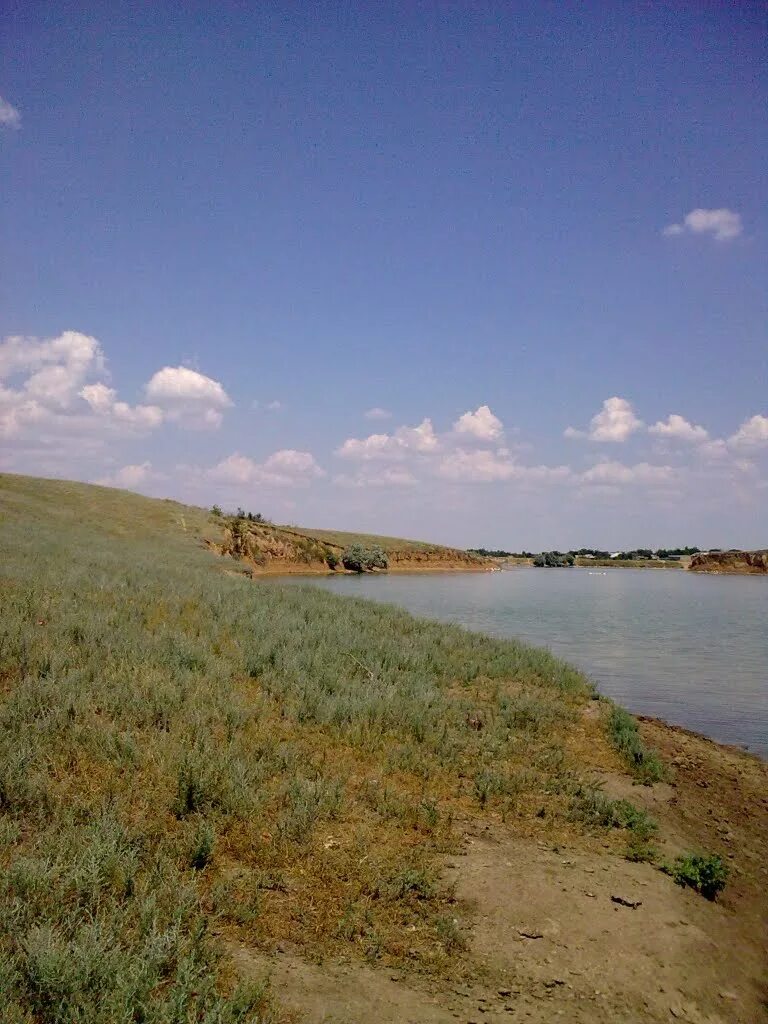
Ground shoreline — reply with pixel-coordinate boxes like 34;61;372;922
638;714;767;764
237;563;490;578
246;564;767;761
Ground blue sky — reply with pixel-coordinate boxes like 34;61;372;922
1;2;766;549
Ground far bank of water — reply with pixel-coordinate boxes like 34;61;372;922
280;567;768;757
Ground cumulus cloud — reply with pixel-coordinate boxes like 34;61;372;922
0;96;21;129
437;448;517;482
437;447;570;484
452;404;503;441
335;465;418;488
96;462;158;489
145;366;232;428
565;397;643;443
209;449;325;487
336;405;579;491
80;383;164;429
0;331;104;406
0;331;117;439
0;333;234;457
729;414;768;448
663;208;742;242
697;439;729;461
649;414;709;443
336;418;438;460
581;460;673;486
364;407;392;420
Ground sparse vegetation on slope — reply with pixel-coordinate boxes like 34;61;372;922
2;473;718;1023
212;515;483;574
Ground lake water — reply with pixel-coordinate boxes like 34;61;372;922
281;567;768;757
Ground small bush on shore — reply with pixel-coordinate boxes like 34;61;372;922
664;853;729;900
341;544;388;572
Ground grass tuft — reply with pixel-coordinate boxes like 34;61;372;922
606;705;666;784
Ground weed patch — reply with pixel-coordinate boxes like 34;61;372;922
663;853;729;900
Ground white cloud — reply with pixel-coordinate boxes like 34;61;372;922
649;414;709;443
663;208;742;242
0;331;104;407
336;418;438;460
145;366;232;428
0;333;226;452
697;439;729;461
335;465;418;488
452;404;503;441
729;414;768;448
209;449;324;488
438;448;517;482
566;397;643;443
364;407;392;420
96;462;157;489
0;96;21;129
0;331;124;440
265;400;282;411
80;383;164;429
437;447;571;484
581;460;673;486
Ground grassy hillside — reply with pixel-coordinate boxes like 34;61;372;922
0;473;666;1022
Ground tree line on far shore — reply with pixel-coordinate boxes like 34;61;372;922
469;546;708;567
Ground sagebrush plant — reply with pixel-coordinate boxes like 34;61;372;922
0;473;647;1016
341;543;389;572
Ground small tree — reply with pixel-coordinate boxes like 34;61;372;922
341;544;388;573
210;504;223;517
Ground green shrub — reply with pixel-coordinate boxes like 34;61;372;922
189;820;215;871
533;551;574;568
664;853;728;900
341;544;388;572
325;550;339;570
607;705;666;783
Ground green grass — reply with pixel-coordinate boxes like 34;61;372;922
605;705;666;784
0;472;652;1019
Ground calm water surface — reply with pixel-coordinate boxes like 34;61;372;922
283;567;768;757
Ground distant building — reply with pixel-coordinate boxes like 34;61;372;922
610;552;621;559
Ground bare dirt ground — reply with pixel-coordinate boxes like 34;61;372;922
233;721;768;1024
